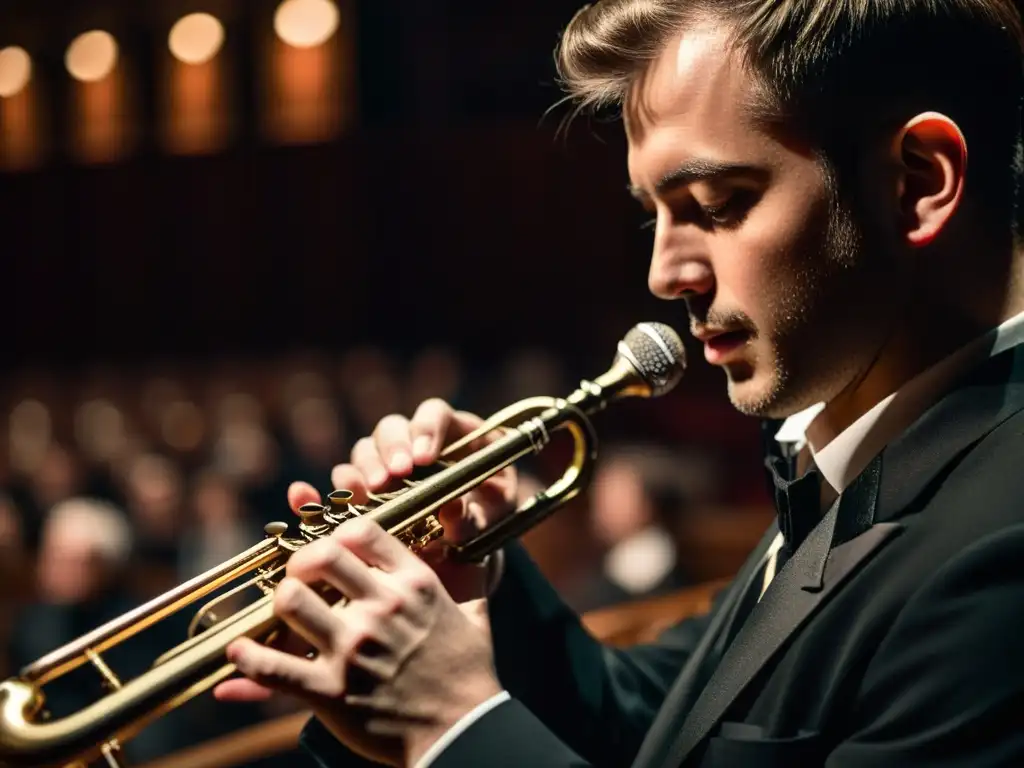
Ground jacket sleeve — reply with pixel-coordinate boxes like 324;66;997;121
421;697;593;767
475;542;731;766
826;524;1024;767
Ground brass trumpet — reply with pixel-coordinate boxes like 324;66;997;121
0;322;685;768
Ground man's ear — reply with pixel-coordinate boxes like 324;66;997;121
891;111;967;248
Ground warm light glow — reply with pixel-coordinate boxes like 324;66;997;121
0;47;32;98
274;0;339;48
65;30;119;82
169;13;225;64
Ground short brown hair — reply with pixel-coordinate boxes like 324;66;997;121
556;0;1024;234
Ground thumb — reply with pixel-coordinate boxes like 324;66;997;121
287;482;322;515
214;677;275;703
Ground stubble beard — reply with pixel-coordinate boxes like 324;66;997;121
725;196;867;420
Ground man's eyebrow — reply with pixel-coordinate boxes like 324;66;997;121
628;159;766;201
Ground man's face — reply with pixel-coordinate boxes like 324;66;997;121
626;23;899;418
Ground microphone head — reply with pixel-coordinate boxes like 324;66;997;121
617;322;686;397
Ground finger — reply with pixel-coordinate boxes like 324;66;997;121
274;576;342;652
435;481;513;545
224;637;330;700
288;482;322;515
287;536;382;599
213;677;275;703
373;414;414;475
408;398;454;463
350;437;390;490
433;499;466;540
448;410;505;454
467;480;516;529
329;464;369;505
333;517;419;574
436;501;474;544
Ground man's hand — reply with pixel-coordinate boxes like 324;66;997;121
214;398;517;765
214;516;504;766
289;397;518;602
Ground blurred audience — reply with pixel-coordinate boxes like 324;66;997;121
0;494;22;553
125;452;184;567
33;496;132;606
7;497;194;762
0;343;761;763
564;445;719;612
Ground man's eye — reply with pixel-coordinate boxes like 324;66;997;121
701;191;756;228
702;203;733;224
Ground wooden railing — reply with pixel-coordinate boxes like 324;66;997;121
137;580;726;768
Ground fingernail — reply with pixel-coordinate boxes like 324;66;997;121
413;436;432;460
389;451;411;473
369;468;389;487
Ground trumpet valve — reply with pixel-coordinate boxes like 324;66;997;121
298;503;327;524
397;515;445;550
327;489;355;508
324;489;358;525
264;521;289;538
298;503;333;539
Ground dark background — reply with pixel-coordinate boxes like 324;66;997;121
0;0;678;370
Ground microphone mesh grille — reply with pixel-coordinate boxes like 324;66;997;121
622;322;686;397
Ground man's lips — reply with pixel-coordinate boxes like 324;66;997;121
695;329;751;364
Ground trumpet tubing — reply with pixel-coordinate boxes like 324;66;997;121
0;322;685;768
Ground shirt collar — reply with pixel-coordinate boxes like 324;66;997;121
775;309;1024;493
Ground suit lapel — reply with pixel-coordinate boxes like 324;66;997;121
667;458;903;768
630;522;781;768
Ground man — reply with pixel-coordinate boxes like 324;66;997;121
214;0;1024;765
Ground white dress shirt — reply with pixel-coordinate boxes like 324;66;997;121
418;309;1024;768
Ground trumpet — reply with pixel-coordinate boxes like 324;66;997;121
0;322;685;768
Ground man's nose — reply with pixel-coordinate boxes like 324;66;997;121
649;255;714;300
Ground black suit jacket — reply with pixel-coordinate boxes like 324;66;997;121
301;339;1024;767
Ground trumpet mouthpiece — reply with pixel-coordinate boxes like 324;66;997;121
618;322;686;397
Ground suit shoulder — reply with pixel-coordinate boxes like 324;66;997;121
929;404;1024;513
886;406;1024;572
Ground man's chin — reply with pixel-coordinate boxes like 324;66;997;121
727;371;824;420
725;372;788;419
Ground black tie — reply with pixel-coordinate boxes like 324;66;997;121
764;453;823;560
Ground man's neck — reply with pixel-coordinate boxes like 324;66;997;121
813;281;1024;448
